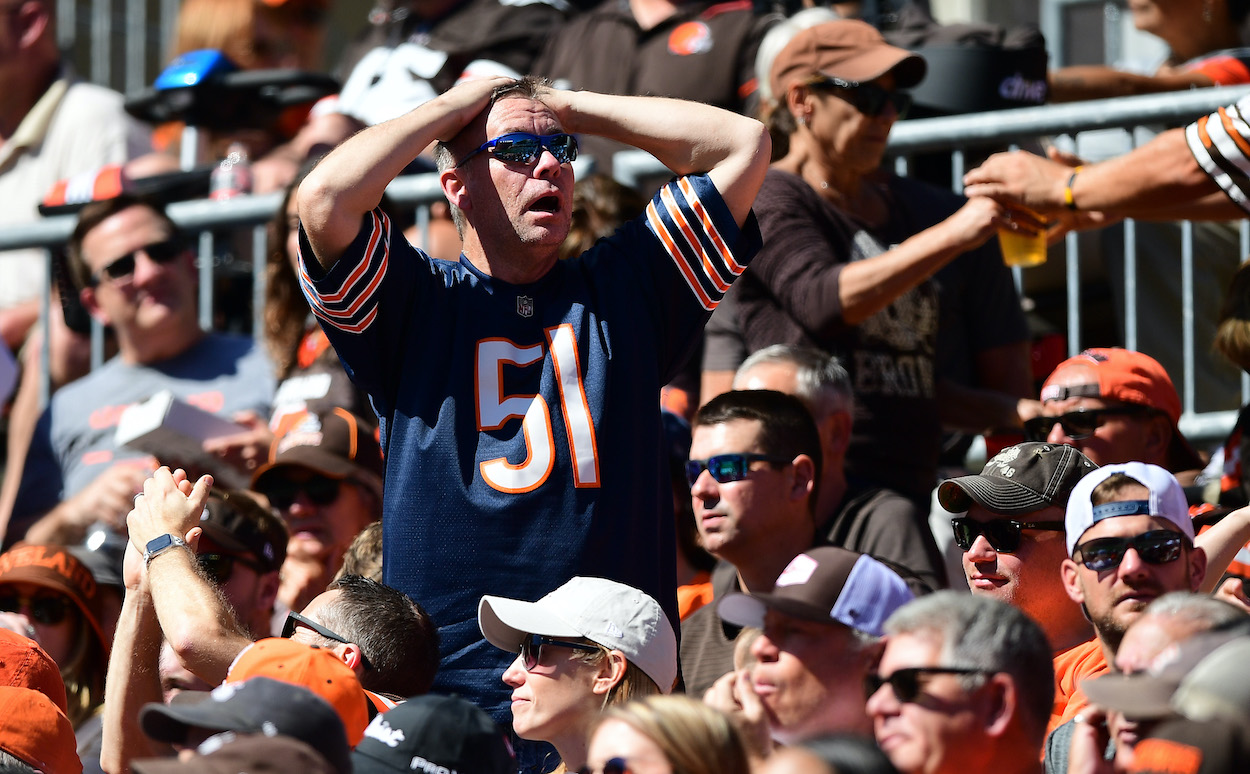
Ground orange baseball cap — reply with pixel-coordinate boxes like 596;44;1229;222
0;544;109;657
1041;348;1202;471
226;638;369;745
0;628;68;713
0;687;81;774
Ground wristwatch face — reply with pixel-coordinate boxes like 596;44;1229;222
146;534;175;554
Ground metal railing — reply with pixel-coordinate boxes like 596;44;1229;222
5;89;1249;447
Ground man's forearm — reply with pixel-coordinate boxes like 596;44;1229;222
101;590;167;774
550;90;769;224
1073;127;1223;216
147;549;250;685
298;76;510;268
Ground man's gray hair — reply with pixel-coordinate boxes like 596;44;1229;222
734;344;854;420
1142;592;1249;631
883;592;1054;744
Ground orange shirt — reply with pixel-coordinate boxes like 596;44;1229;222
678;573;713;621
1050;638;1109;737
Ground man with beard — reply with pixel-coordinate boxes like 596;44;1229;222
1062;462;1208;664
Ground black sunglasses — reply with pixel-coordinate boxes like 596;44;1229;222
579;758;628;774
951;516;1066;553
458;132;579;166
91;239;184;285
258;475;341;510
197;553;262;586
282;611;372;669
1072;529;1186;572
1023;406;1153;442
864;666;992;703
813;76;912;118
685;453;791;488
0;592;72;625
519;633;600;671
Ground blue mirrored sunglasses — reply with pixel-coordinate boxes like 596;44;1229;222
685;453;791;488
457;132;578;166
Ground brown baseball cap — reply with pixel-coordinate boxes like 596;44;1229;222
252;408;384;500
1041;348;1203;472
769;20;926;104
718;546;913;637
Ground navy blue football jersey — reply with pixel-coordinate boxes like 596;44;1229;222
299;174;761;720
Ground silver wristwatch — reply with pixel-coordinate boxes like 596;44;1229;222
143;534;188;566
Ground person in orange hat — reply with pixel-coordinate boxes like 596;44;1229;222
0;544;108;731
1026;347;1204;477
0;686;82;774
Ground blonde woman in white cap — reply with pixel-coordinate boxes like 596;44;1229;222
478;577;677;774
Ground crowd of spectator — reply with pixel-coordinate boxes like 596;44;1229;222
5;0;1250;773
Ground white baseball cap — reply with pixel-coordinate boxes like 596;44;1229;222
1065;461;1194;556
478;577;677;693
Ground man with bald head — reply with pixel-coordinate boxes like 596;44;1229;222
297;75;770;721
732;344;945;592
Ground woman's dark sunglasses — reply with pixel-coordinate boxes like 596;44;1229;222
579;758;628;774
864;666;991;702
813;76;912;118
282;611;372;669
951;516;1066;553
0;592;72;625
1022;406;1152;442
458;132;579;166
519;633;599;671
257;475;341;510
685;453;791;488
1072;529;1186;572
91;239;184;285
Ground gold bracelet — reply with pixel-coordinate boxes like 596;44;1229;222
1063;166;1084;211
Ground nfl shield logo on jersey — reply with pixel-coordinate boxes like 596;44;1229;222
516;296;534;318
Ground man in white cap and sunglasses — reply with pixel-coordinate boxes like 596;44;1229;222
938;441;1102;736
1061;461;1207;666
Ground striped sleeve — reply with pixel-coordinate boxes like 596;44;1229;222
1185;97;1250;214
298;209;392;334
645;174;758;311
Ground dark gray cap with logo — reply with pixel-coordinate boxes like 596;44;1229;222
938;442;1097;516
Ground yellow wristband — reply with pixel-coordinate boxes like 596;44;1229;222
1064;166;1084;210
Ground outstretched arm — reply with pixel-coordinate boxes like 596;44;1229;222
297;76;515;269
543;89;770;227
963;129;1232;219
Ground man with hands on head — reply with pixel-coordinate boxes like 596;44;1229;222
296;74;770;722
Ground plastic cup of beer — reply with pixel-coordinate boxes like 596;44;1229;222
997;226;1047;268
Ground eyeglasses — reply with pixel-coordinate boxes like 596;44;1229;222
1022;406;1152;442
197;553;262;586
812;77;913;118
458;132;579;166
1072;530;1186;572
519;633;600;672
90;239;184;285
282;611;372;669
578;758;629;774
257;475;341;510
951;516;1066;553
0;592;72;625
685;453;792;488
864;666;993;703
